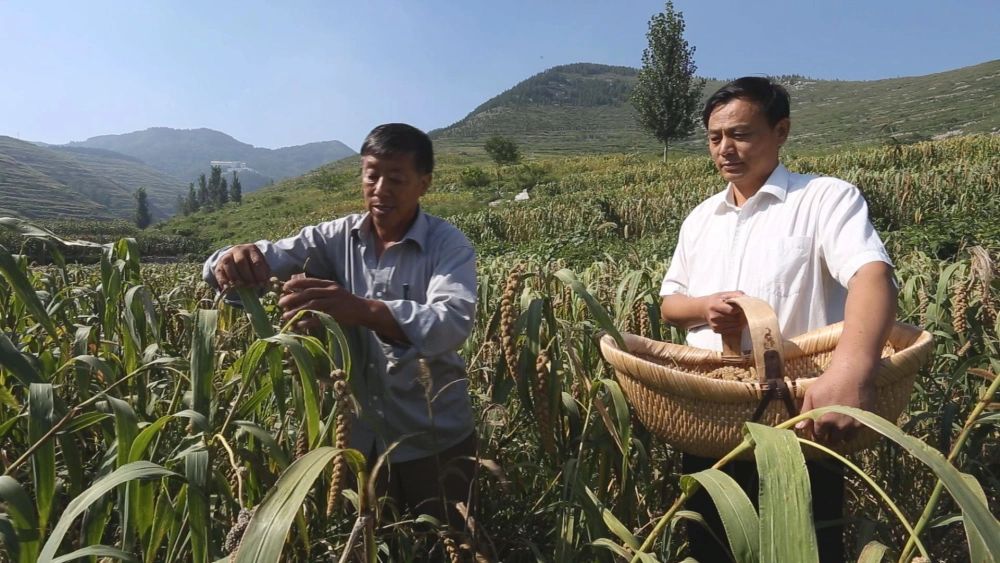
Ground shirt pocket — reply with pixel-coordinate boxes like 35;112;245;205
748;236;813;298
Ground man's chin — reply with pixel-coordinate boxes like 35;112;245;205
719;170;743;183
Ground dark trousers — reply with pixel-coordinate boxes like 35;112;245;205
683;453;846;563
367;432;479;531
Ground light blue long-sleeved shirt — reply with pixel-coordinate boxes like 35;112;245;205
202;208;477;463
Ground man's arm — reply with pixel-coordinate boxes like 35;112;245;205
379;245;477;357
277;244;477;358
797;261;897;444
202;221;341;290
831;261;898;374
661;292;747;334
660;295;709;330
799;181;900;445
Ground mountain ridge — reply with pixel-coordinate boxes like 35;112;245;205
430;58;1000;154
68;127;357;192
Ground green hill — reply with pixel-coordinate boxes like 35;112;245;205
430;59;1000;155
68;127;357;190
47;146;189;218
157;59;1000;248
0;136;170;220
156;134;1000;268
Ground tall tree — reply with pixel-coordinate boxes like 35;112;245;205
187;182;199;212
197;173;209;206
484;135;522;190
219;177;229;205
134;187;152;229
629;1;705;162
208;165;223;203
230;172;243;204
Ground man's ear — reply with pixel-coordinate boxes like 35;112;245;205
419;173;432;196
775;118;791;147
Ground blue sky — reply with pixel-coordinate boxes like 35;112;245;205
2;0;997;150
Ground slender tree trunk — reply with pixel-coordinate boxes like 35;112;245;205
663;141;669;163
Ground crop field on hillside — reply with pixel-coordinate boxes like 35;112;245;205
159;135;1000;267
0;134;998;562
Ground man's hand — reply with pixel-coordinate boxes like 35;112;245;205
278;277;365;329
703;291;747;334
796;360;878;445
214;244;270;292
277;277;411;344
795;261;896;447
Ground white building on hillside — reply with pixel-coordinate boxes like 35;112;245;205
210;161;252;173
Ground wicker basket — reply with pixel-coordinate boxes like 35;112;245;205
599;296;934;460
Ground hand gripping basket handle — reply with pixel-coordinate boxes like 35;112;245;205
719;296;786;384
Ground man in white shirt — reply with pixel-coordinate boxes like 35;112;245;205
659;77;898;563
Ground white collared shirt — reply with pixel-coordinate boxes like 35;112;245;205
659;162;893;352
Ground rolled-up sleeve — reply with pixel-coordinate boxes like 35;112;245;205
201;220;344;288
382;245;477;358
818;182;894;288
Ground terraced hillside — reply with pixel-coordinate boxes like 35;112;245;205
0;136;169;220
431;59;1000;155
47;146;189;217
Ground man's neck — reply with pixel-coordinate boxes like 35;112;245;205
730;181;763;208
729;162;780;207
371;211;418;259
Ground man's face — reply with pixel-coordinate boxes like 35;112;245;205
707;98;789;187
362;152;430;237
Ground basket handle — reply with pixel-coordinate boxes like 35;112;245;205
720;296;785;383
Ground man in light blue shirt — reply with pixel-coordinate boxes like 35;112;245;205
202;123;478;528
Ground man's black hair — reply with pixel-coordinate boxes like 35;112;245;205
702;77;791;129
360;123;434;175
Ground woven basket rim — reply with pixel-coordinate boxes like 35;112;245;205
600;321;934;402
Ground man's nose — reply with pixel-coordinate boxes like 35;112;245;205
718;135;736;155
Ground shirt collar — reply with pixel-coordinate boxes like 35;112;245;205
351;206;429;250
715;162;789;213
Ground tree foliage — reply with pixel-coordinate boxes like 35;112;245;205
629;1;705;162
179;168;241;214
208;165;223;205
133;187;152;229
484;135;523;189
230;172;243;204
196;173;209;207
